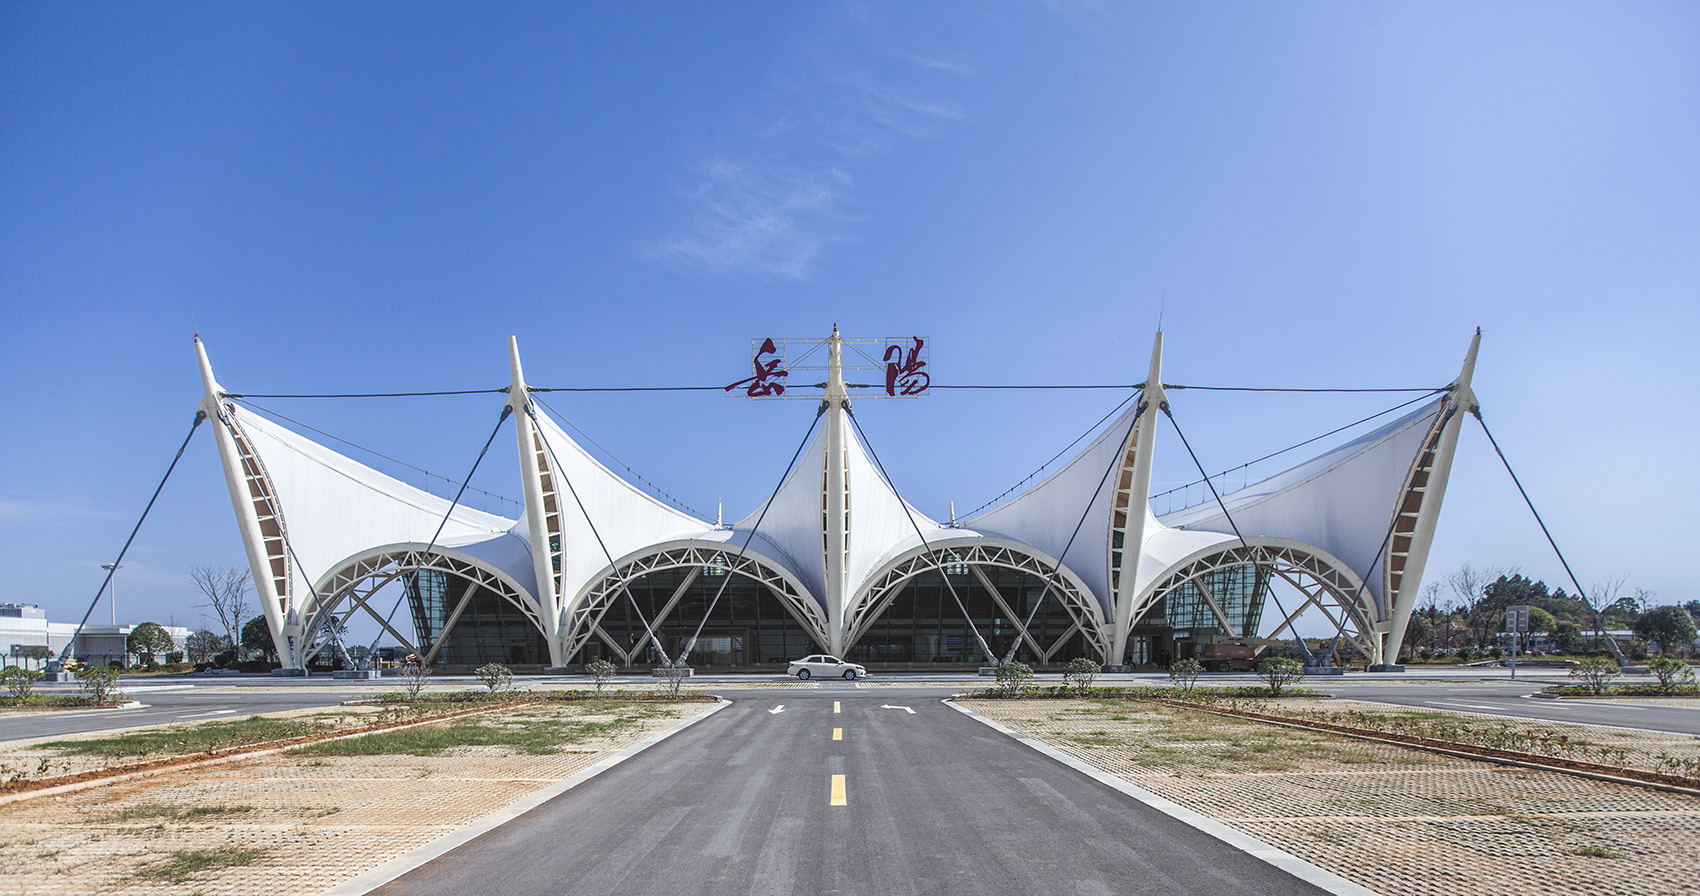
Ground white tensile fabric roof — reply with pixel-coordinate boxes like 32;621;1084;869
728;413;944;608
529;407;712;604
230;387;1445;643
1157;397;1445;614
229;405;532;602
964;401;1142;613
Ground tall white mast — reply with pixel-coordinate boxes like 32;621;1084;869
507;337;567;668
196;336;304;671
823;326;850;655
1108;331;1164;667
1381;329;1481;663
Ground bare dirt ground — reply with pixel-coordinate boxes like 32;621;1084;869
968;696;1700;896
0;700;716;896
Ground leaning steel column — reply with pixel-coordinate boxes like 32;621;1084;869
823;327;851;656
507;337;567;668
1382;329;1481;662
1107;331;1163;668
195;336;302;671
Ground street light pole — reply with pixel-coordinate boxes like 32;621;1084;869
101;563;121;626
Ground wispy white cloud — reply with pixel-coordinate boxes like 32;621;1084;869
648;161;857;281
0;498;125;522
649;41;970;280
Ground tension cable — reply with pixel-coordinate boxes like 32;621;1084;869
233;398;521;510
228;388;508;399
960;392;1140;520
1161;402;1309;660
1151;390;1447;506
68;411;206;662
533;394;710;520
525;403;674;666
1471;407;1627;664
846;407;998;665
1003;398;1146;665
676;404;826;666
1164;384;1449;394
365;406;514;661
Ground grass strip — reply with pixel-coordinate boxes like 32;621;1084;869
134;846;266;881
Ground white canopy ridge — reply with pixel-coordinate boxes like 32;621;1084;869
1157;397;1446;616
227;406;519;600
527;405;711;615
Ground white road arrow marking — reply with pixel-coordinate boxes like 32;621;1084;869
880;704;915;714
175;709;236;720
768;705;786;715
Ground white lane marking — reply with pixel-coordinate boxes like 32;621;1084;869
119;685;198;694
175;709;237;720
768;705;785;715
880;704;916;714
1426;701;1509;712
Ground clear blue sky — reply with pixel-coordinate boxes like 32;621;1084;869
3;1;1696;633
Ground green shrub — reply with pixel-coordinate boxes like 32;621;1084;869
1257;656;1305;697
473;663;513;695
586;659;617;693
1169;657;1203;693
1063;657;1101;695
2;666;45;701
994;661;1035;697
1569;656;1620;695
76;665;124;703
1646;656;1697;692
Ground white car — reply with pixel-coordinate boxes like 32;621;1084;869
787;654;868;681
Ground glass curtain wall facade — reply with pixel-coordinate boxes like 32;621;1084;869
846;564;1089;665
580;565;818;667
1128;563;1270;667
406;570;548;665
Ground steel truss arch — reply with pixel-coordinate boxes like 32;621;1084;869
564;541;826;665
305;544;542;664
1129;538;1383;663
846;538;1111;663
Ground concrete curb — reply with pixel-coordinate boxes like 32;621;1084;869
945;699;1381;896
316;697;732;896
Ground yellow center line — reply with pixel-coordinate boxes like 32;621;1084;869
833;727;842;740
833;701;841;714
830;773;847;806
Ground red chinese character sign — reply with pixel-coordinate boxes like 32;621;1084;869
725;335;931;400
884;337;929;396
725;337;790;397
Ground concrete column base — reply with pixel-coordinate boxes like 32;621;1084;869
271;668;307;677
1101;665;1131;673
544;666;575;674
1366;663;1406;673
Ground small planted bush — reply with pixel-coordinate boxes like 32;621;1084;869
587;658;617;694
994;661;1036;697
77;665;124;703
2;666;45;702
1256;656;1304;698
1569;656;1620;695
474;663;513;695
1169;658;1203;693
1647;656;1697;693
1063;657;1101;695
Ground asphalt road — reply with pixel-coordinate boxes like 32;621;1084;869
368;685;1330;896
1311;677;1700;735
0;679;369;742
8;667;1696;742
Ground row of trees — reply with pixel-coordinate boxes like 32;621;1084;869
1405;565;1697;659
